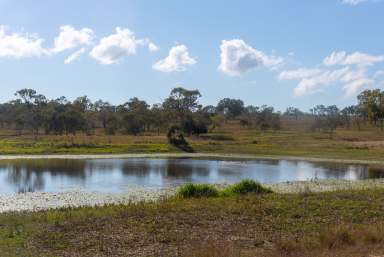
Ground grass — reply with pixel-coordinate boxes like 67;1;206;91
2;189;384;256
176;179;272;198
1;119;384;162
221;179;273;196
177;183;219;198
176;180;272;198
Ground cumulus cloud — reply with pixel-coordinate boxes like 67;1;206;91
0;25;158;65
0;26;47;58
218;39;283;76
282;66;375;97
90;27;155;65
280;50;382;97
280;50;384;97
64;48;85;64
52;25;93;53
324;51;384;66
152;44;196;72
341;0;366;5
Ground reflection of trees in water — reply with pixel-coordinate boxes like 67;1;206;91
309;162;384;180
121;159;210;179
258;160;280;166
6;168;44;193
367;166;384;179
0;159;88;193
165;160;210;178
121;160;151;177
86;161;114;174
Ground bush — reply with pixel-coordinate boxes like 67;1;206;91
222;180;273;196
177;184;219;198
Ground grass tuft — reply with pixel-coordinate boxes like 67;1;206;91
177;180;273;199
221;179;273;196
177;183;219;198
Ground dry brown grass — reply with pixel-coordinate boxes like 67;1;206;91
4;189;381;257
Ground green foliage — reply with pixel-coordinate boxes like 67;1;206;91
221;180;273;196
177;180;273;199
177;183;219;198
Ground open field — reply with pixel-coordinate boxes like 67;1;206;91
1;188;384;257
1;119;384;162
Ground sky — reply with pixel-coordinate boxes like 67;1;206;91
0;0;383;111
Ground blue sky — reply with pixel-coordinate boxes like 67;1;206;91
0;0;383;111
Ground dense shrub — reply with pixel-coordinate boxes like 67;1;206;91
177;184;219;198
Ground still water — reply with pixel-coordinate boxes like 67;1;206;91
0;158;383;193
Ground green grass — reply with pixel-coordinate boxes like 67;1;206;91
1;121;384;162
177;183;220;198
177;180;273;199
221;179;273;196
2;189;384;256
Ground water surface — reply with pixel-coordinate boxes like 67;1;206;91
0;158;383;194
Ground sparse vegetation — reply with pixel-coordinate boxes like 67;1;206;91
0;88;384;162
2;189;384;256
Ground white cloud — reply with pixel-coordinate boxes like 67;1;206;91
374;70;384;79
0;25;158;65
343;78;373;96
64;48;85;64
52;25;93;53
152;44;196;72
148;42;159;52
281;51;379;97
324;51;384;66
323;51;347;66
342;0;366;5
0;26;47;58
90;27;154;65
344;52;384;66
278;68;324;80
218;39;283;76
293;67;350;96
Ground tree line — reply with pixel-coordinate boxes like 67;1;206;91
0;87;383;137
